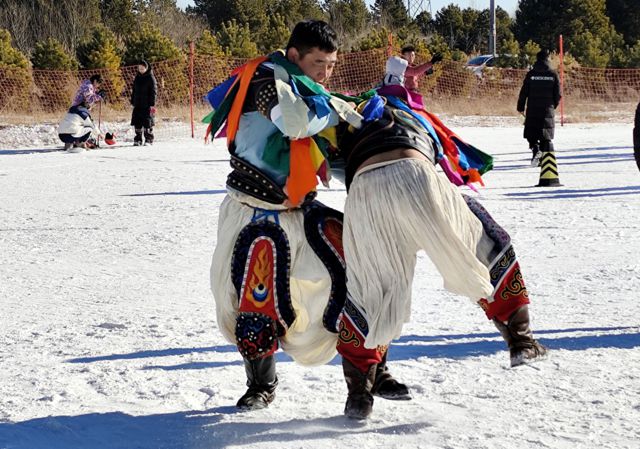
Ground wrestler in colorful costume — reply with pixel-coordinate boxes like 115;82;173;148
333;91;547;419
206;21;408;413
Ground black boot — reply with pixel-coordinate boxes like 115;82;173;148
493;305;547;367
133;128;143;146
236;355;278;410
530;144;542;167
342;358;376;420
371;350;411;400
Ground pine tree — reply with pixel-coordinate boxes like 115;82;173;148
0;28;31;111
77;27;125;105
259;13;290;54
0;29;28;69
371;0;410;29
31;38;78;111
100;0;138;37
31;38;78;70
216;19;258;58
606;0;640;46
324;0;371;48
414;10;432;36
195;30;224;57
515;0;624;67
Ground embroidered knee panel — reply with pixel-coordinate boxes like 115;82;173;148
303;201;347;333
231;220;295;351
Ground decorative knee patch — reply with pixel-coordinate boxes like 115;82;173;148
336;298;383;372
231;220;294;356
236;312;278;359
463;194;531;321
479;254;530;321
303;201;346;333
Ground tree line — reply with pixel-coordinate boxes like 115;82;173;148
0;0;639;72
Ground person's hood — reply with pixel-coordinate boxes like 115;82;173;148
533;60;551;72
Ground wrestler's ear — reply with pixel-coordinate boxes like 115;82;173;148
287;47;300;64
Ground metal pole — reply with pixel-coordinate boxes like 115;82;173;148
489;0;496;56
189;41;195;139
559;34;565;127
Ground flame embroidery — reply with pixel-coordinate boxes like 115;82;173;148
242;240;273;309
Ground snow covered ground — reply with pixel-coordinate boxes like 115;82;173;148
0;120;639;449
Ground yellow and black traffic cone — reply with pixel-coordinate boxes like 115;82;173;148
537;151;562;187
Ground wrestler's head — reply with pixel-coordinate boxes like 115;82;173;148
286;20;338;84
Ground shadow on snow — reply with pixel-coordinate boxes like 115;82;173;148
0;408;432;449
502;185;640;199
66;326;640;370
123;189;227;197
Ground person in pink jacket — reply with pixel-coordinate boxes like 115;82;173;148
384;46;442;92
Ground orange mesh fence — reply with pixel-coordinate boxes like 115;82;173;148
1;48;639;136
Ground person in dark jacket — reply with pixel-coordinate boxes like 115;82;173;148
517;50;562;166
130;60;157;146
634;102;640;171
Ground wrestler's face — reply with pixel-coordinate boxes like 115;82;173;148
402;50;416;64
289;47;338;84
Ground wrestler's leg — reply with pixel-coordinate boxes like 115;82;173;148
211;198;289;409
463;195;547;367
337;167;420;418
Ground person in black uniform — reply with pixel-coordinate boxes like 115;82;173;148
517;50;561;166
130;60;157;146
634;102;640;172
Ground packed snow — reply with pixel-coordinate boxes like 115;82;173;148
0;119;639;449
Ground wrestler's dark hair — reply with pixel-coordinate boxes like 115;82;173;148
286;20;338;57
89;74;102;83
401;45;416;54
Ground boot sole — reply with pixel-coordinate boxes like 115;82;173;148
373;391;412;401
511;350;549;368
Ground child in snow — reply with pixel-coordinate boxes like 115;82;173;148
130;60;157;146
72;74;104;109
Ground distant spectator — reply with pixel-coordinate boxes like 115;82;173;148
517;49;561;167
634;102;640;171
383;46;442;92
72;74;104;109
58;102;99;151
130;60;157;146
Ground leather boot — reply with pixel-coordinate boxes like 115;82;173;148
342;358;377;420
371;349;411;400
236;355;278;410
493;305;548;367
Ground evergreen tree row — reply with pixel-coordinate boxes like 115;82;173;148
1;0;640;72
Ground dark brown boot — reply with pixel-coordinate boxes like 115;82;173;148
342;358;376;420
371;350;411;400
494;305;547;367
236;355;278;410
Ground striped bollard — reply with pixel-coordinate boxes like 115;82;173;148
537;151;562;187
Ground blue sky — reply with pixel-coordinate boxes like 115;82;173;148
175;0;519;16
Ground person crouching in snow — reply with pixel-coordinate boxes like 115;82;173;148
58;102;100;151
130;60;157;146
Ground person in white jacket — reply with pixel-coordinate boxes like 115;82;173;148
57;102;100;151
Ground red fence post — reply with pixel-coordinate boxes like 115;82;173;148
189;41;195;138
386;33;393;58
559;34;565;126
